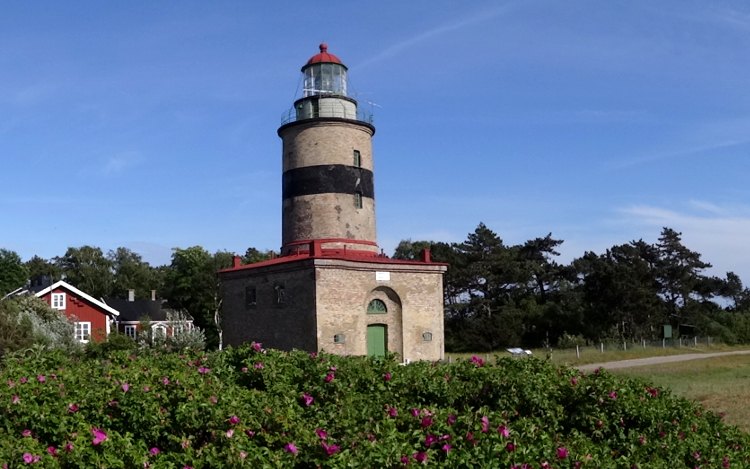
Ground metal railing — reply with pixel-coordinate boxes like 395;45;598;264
280;106;374;126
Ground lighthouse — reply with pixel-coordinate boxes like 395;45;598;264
220;45;447;361
279;43;378;256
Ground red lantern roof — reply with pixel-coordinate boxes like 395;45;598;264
305;43;344;67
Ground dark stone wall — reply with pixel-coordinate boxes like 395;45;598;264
220;261;317;351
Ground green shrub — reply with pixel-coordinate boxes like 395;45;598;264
0;346;747;467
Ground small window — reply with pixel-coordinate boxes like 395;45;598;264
124;325;137;339
422;332;433;342
274;283;286;305
74;322;91;343
51;293;66;310
353;149;361;167
152;325;167;339
354;192;363;209
334;334;345;344
367;299;387;314
245;286;257;308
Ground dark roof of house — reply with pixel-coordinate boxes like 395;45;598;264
103;298;168;322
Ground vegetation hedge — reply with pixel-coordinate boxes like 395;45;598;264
1;344;748;468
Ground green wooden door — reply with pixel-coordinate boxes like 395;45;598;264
367;325;387;357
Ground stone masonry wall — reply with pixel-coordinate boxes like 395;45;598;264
220;261;317;351
313;259;446;362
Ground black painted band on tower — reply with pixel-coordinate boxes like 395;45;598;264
283;165;375;199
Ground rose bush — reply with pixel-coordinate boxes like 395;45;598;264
0;344;747;467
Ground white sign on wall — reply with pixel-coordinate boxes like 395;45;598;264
375;271;390;282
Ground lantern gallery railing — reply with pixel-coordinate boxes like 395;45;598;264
280;104;373;126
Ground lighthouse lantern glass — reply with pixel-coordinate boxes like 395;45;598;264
303;63;347;97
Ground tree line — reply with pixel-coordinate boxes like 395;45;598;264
394;223;750;351
2;223;749;352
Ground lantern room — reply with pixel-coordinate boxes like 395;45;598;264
302;43;348;97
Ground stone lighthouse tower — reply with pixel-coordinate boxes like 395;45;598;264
220;45;447;362
279;43;378;256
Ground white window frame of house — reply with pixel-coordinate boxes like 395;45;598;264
74;322;91;343
124;325;137;339
152;324;167;339
51;293;66;310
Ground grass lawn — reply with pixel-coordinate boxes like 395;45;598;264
612;354;750;433
446;343;743;367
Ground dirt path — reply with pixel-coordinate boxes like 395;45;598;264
577;349;750;372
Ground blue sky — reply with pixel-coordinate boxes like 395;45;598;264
2;1;750;281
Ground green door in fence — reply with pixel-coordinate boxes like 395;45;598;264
367;325;387;357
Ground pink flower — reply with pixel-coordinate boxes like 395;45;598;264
570;377;579;386
322;442;340;456
284;442;298;455
121;383;130;392
251;342;263;352
37;375;46;383
22;453;39;464
723;456;731;468
324;373;335;383
447;414;456;426
209;395;218;404
481;415;490;433
647;387;659;397
315;428;328;440
20;377;28;384
557;447;569;459
424;434;437;447
442;443;452;453
608;391;617;400
420;416;433;428
68;403;79;413
245;429;256;438
410;408;420;418
413;451;427;463
161;377;170;385
383;372;392;381
22;429;32;437
254;362;264;369
226;429;234;438
386;405;398;417
143;386;150;392
240;451;247;459
301;393;314;407
541;462;551;469
47;446;58;457
400;455;410;465
228;415;240;425
241;367;248;373
470;355;485;367
506;442;516;452
497;425;510;438
149;447;160;456
64;442;74;452
11;395;20;405
197;366;210;374
92;427;108;445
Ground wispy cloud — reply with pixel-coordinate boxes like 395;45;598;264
619;202;750;278
101;151;141;176
354;4;514;70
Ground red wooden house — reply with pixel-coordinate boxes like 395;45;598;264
35;280;120;343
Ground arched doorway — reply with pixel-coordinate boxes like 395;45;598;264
365;287;402;358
